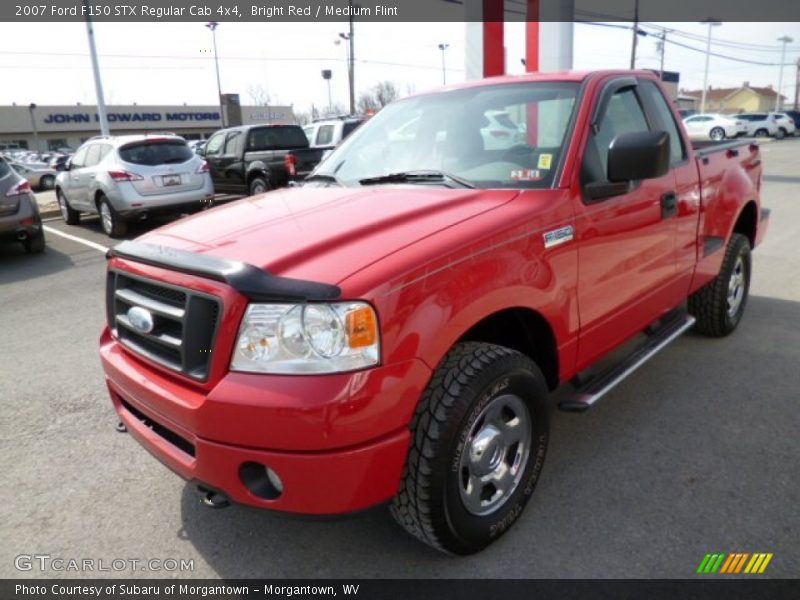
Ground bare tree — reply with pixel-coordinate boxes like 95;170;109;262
357;81;401;114
247;83;272;106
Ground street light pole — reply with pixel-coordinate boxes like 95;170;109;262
438;43;449;85
700;19;721;114
206;21;226;127
775;35;794;111
83;0;109;136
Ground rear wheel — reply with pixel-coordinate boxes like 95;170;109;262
39;174;55;190
98;195;128;238
688;233;751;337
24;228;45;254
709;127;726;141
390;342;550;555
57;190;80;225
755;128;769;138
776;128;786;140
249;176;270;196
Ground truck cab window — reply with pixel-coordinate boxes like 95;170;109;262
204;133;226;157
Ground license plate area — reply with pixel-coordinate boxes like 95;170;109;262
162;174;182;187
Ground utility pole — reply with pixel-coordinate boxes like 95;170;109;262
658;30;667;78
700;19;722;114
206;22;226;127
794;58;800;110
83;0;109;136
338;0;356;115
438;43;449;85
629;0;639;69
775;35;794;111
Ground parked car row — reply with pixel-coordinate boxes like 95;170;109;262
0;155;45;253
682;111;798;141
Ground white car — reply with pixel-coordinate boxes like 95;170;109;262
682;114;740;141
481;110;525;150
737;113;780;138
769;112;797;137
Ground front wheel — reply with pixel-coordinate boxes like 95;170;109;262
57;190;80;225
709;127;726;141
754;128;769;138
390;342;549;555
688;233;751;337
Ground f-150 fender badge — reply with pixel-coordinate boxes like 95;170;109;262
543;225;574;249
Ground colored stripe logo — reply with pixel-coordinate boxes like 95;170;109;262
696;553;773;574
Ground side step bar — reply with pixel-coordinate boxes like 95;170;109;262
559;312;696;412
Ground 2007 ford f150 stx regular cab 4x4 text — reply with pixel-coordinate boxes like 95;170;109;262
100;71;769;555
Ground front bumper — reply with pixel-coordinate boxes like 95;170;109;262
100;329;430;515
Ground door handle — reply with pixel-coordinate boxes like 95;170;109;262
661;192;678;219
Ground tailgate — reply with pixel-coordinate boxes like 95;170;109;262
292;149;323;175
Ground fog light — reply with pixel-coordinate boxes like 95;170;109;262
239;462;283;500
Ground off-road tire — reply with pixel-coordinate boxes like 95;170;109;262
57;190;80;225
689;233;751;337
390;342;549;555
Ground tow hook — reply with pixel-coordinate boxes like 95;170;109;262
198;486;231;509
115;421;127;433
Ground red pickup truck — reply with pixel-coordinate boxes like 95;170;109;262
100;70;769;555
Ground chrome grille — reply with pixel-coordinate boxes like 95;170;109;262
107;271;221;381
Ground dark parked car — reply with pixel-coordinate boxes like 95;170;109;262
48;155;72;171
203;124;325;196
0;156;45;253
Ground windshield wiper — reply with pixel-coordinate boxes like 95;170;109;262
304;173;344;187
359;170;475;189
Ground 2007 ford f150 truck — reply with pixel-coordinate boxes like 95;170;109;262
100;70;769;555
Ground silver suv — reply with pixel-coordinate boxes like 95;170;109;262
55;134;214;237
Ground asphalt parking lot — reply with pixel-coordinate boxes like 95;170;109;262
1;140;798;579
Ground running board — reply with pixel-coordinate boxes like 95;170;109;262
559;312;696;412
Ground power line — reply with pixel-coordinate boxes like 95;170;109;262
579;21;797;66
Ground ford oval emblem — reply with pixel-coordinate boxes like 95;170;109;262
127;306;154;334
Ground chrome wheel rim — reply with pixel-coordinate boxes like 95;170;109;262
252;182;265;195
58;194;68;221
458;393;531;516
100;202;113;234
727;256;746;317
42;176;54;189
710;128;724;141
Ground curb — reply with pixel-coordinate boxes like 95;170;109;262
40;208;62;220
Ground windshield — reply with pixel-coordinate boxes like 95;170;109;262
314;81;579;189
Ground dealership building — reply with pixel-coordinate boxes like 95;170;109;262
0;101;297;152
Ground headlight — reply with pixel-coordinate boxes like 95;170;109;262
231;302;380;374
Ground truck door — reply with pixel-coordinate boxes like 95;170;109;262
220;130;246;192
573;79;682;368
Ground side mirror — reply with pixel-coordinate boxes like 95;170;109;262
196;147;205;156
607;131;670;182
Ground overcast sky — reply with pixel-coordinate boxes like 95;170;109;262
0;21;798;113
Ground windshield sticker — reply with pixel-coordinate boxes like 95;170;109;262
537;154;553;170
510;169;542;181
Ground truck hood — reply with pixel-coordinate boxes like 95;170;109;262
136;186;520;285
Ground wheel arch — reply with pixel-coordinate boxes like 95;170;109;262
732;199;758;248
455;307;560;391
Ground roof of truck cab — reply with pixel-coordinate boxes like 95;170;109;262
406;69;660;97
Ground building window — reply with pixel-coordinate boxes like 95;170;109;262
48;139;67;151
